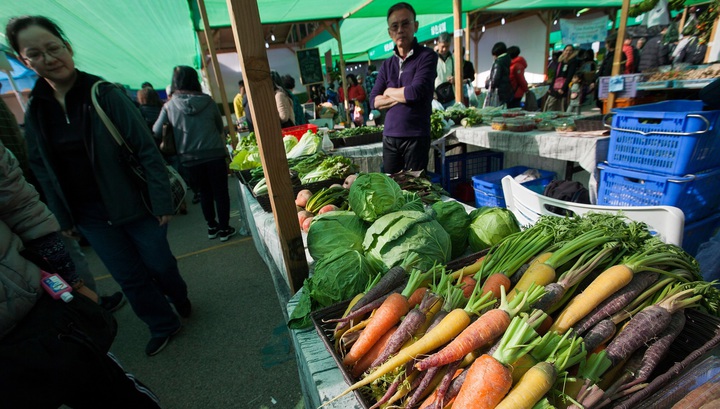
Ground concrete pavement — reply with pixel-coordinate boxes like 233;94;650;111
84;179;304;409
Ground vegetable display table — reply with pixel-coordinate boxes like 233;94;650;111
441;126;610;203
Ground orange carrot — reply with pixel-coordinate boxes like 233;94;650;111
415;285;545;372
482;273;511;300
351;326;398;378
342;292;409;367
460;276;477;298
408;287;428;309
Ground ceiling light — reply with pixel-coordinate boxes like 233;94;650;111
554;19;558;25
265;42;269;48
270;33;276;41
482;25;486;32
501;18;506;25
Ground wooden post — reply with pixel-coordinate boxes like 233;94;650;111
472;32;481;74
465;12;471;63
607;0;631;111
679;7;688;35
225;0;308;294
327;22;351;126
197;0;237;146
705;14;719;62
453;0;463;103
544;11;552;78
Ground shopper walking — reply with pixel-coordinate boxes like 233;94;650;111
370;2;437;174
434;32;455;107
544;45;578;112
154;65;236;243
485;42;513;107
137;85;163;130
507;45;528;109
339;73;367;127
0;139;163;408
8;15;190;356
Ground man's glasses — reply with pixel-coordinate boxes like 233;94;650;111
388;20;413;33
22;43;67;63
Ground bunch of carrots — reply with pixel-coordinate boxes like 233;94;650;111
318;213;720;409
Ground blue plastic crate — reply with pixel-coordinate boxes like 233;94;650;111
472;166;556;208
597;164;720;223
683;212;720;257
438;150;504;199
607;100;720;175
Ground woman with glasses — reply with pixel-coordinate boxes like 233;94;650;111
6;15;190;356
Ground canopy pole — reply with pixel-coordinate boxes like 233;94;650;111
679;7;688;34
453;0;463;104
4;73;27;112
225;0;308;294
544;11;552;78
607;0;631;111
471;32;482;76
197;0;237;147
465;12;471;63
327;22;351;126
706;14;719;62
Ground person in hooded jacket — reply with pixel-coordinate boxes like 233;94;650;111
154;66;236;243
485;42;513;107
10;15;189;357
507;46;528;109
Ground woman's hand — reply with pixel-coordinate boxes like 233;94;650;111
157;215;173;226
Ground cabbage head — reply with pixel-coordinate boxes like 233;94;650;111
349;173;405;223
400;191;424;212
283;135;298;153
307;211;367;261
468;207;520;252
432;201;471;259
288;248;377;329
363;210;452;272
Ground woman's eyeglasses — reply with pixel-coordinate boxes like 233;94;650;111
22;44;67;63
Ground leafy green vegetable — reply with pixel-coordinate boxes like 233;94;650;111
283;135;298;153
332;126;383;138
348;173;406;223
287;131;321;159
363;210;452;272
400;191;424;212
288;248;378;329
289;153;328;177
431;110;447;140
390;170;448;204
300;155;356;184
307;211;367;261
229;149;261;171
468;206;521;252
432;201;471;258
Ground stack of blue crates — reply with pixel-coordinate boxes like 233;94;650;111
472;166;556;208
598;100;720;256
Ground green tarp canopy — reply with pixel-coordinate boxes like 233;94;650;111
1;0;199;89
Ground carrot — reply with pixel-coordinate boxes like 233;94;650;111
452;315;542;409
351;326;398;378
509;229;611;301
459;276;477;298
415;284;545;371
475;227;554;282
551;239;702;334
582;319;616;354
320;287;497;407
449;255;486;281
408;287;428;309
482;273;511;300
334;292;366;343
405;365;446;408
565;351;612;409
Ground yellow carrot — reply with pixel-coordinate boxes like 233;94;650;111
495;361;557;409
334;292;366;345
510;354;539;385
450;256;486;280
508;255;555;301
550;264;634;334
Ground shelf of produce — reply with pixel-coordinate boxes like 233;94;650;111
449;125;610;203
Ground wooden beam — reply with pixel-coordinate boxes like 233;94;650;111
465;12;471;61
197;0;237;146
299;20;334;47
544;11;552;78
706;15;720;62
679;7;688;35
454;0;463;103
225;0;308;294
472;32;482;72
327;21;351;125
607;0;631;111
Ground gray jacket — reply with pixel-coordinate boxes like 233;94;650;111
153;92;226;166
0;143;58;338
24;72;175;230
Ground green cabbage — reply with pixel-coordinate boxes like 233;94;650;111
283;135;298;153
432;201;471;259
363;210;452;272
287;131;321;159
307;211;367;261
288;248;377;329
348;173;405;223
468;207;520;252
400;191;424;212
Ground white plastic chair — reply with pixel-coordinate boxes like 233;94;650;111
501;175;685;246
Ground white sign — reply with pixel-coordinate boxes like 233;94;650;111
559;16;609;45
430;22;447;36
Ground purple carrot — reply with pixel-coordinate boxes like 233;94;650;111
605;305;673;366
622;311;686;391
405;366;442;408
575;272;658;335
443;367;469;404
427;360;462;409
532;282;565;312
370;291;442;369
583;319;617;353
326;283;405;324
